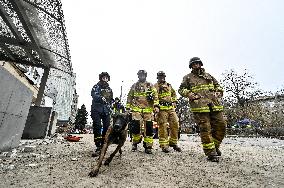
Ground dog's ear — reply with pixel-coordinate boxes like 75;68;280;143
125;113;131;123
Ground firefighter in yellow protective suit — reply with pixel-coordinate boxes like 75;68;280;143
126;70;159;154
178;57;226;162
154;71;182;153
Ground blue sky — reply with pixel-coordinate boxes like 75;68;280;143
61;0;284;114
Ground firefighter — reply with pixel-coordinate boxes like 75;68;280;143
91;72;113;157
154;71;181;153
178;57;226;162
126;70;159;154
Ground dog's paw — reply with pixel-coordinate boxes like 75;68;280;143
104;158;111;166
89;169;99;177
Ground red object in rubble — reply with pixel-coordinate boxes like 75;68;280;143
64;135;82;142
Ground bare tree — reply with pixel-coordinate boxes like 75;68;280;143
269;89;284;127
220;69;266;126
220;69;263;107
221;69;284;129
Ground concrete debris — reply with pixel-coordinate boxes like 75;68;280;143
7;165;15;170
25;164;37;167
0;152;9;158
22;145;36;153
0;134;284;187
9;153;17;158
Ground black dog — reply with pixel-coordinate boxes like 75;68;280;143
89;112;131;177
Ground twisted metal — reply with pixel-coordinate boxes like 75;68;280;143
0;0;72;73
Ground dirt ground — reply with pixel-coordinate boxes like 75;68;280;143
1;134;284;188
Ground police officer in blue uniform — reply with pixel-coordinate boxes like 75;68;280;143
91;72;113;157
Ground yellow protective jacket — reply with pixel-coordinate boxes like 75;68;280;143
154;81;177;110
126;81;159;113
178;68;224;113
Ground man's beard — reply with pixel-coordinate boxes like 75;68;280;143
192;68;204;75
139;78;146;82
158;80;165;84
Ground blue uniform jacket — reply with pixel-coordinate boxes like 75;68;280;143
91;81;113;115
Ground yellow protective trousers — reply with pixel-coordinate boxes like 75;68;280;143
156;109;179;148
193;111;226;155
131;112;154;148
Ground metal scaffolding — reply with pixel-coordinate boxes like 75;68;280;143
0;0;73;106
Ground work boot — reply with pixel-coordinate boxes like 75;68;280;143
132;144;138;152
207;155;219;162
207;150;219;162
92;147;101;157
216;148;222;156
170;145;182;152
145;148;152;154
143;141;146;148
162;148;170;153
162;147;170;153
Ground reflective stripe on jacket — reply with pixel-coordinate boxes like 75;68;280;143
126;81;159;112
178;68;224;113
154;81;177;111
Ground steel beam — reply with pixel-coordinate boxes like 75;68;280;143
22;0;71;64
34;66;50;106
0;43;15;61
0;4;39;64
0;5;23;40
57;2;71;63
8;0;50;67
0;55;45;68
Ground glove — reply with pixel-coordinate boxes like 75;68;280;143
187;93;200;101
214;91;223;98
154;106;160;113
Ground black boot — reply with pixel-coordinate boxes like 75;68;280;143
170;145;182;152
132;144;138;152
162;147;170;153
145;148;152;154
216;148;222;156
207;155;219;162
92;147;101;157
207;150;219;162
